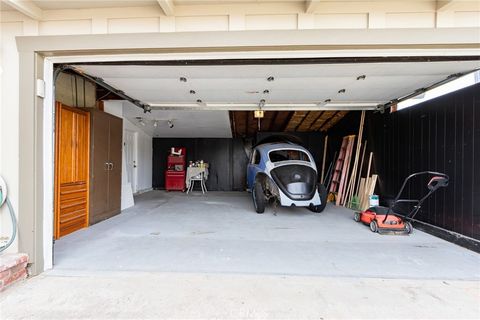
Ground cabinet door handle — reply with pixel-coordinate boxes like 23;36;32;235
110;162;114;170
105;162;110;171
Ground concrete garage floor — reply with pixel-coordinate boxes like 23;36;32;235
1;191;479;319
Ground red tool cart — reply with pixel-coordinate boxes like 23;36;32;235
165;147;186;191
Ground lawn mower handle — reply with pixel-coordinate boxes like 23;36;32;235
383;171;449;223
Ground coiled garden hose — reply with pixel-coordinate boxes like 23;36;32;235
0;180;17;253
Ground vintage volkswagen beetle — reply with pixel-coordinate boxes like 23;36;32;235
247;139;327;214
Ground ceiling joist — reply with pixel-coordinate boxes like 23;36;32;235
305;0;319;14
436;0;455;11
2;0;43;20
157;0;175;16
285;111;309;132
296;111;322;132
321;111;349;132
310;111;334;131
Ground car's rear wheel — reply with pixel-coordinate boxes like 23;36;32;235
309;184;327;213
370;220;378;233
253;179;266;214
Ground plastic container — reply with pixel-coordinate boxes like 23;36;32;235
369;194;379;207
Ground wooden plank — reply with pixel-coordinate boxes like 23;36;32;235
261;111;276;132
359;152;374;209
358;178;366;205
321;135;328;183
355;140;367;196
310;111;333;131
284;111;309;132
329;136;348;193
297;111;322;132
364;174;378;210
336;135;355;206
281;111;295;131
345;111;365;206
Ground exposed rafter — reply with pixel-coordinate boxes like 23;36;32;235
2;0;43;20
436;0;455;11
285;111;309;132
157;0;175;16
305;0;319;14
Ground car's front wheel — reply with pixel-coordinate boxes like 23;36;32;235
252;178;266;214
309;184;328;213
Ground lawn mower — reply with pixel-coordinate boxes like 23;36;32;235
354;171;449;235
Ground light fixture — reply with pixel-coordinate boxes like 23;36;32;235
263;89;270;94
168;120;174;129
190;90;196;94
396;70;480;111
179;77;187;82
267;76;274;82
254;110;264;118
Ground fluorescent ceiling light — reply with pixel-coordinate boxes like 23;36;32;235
397;70;480;110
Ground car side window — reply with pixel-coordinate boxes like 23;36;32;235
251;150;261;165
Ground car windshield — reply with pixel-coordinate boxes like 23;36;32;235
269;149;310;163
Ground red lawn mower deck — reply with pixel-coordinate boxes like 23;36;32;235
354;171;449;235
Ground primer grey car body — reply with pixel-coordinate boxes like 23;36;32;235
247;142;322;208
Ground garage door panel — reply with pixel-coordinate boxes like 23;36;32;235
78;61;480;80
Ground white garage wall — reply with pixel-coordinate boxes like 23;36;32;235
0;1;479;254
122;112;153;194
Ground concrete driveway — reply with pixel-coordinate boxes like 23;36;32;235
1;191;479;319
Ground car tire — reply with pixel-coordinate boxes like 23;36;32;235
369;220;378;233
309;184;328;213
354;212;361;222
253;179;266;214
405;221;413;234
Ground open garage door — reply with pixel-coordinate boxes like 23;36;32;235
50;54;480;284
69;57;479;138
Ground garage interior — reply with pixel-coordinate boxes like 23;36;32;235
51;57;480;278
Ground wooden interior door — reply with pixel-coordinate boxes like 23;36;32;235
54;102;90;239
107;116;123;214
89;110;111;224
